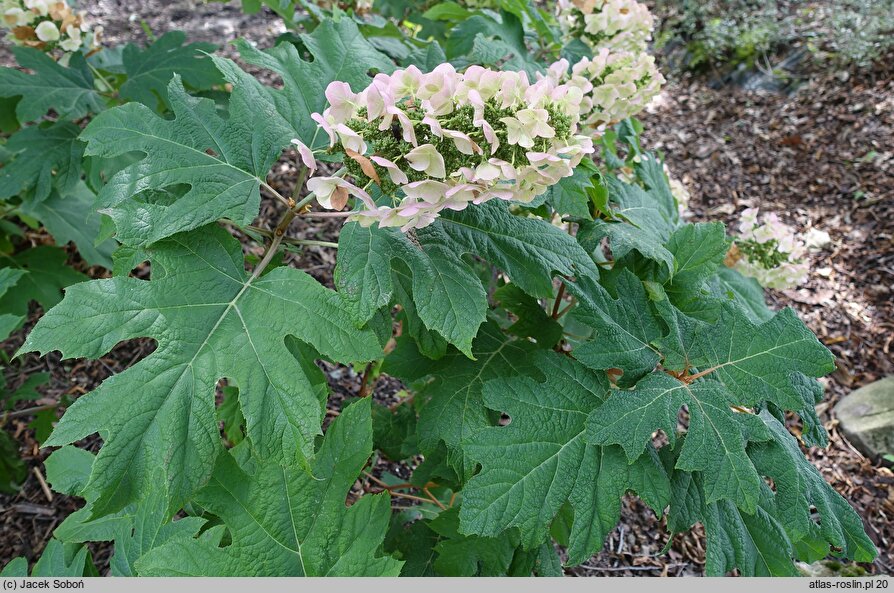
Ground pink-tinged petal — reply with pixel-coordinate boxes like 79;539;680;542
403;180;449;204
291;138;317;172
422;116;443;138
443;129;481;155
307;176;343;210
405;144;446;178
325;81;357;122
370;155;409;185
478;120;499;154
389;107;417;146
311;112;336;146
526;151;563;166
307;176;374;210
334;124;368;155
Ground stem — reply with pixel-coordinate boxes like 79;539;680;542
88;63;115;94
301;211;354;219
682;366;717;383
291;165;310;202
2;403;58;421
555;297;576;319
289;239;339;249
424;486;447;510
261;182;291;208
551;283;566;319
358;363;375;398
247;227;338;249
250;196;314;280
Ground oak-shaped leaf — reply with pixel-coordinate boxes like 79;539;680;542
587;372;772;513
0;48;105;122
656;303;835;410
230;18;396;148
0;121;84;202
337;201;598;355
460;352;670;562
80;74;292;246
749;411;876;563
136;399;403;576
119;31;224;112
565;270;665;386
383;321;536;480
21;226;382;517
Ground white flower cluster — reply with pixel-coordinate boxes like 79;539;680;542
2;0;101;55
305;63;594;231
543;49;664;133
556;0;654;54
730;207;809;290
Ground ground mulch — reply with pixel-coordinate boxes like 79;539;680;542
2;0;892;577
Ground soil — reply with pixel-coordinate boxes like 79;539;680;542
1;0;892;577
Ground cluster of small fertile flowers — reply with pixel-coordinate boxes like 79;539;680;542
307;63;594;231
728;208;809;290
544;50;664;133
2;0;101;56
556;0;654;54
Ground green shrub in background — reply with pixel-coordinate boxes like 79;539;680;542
653;0;894;75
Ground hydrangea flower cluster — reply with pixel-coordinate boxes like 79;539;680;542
306;63;594;231
728;207;809;290
556;0;654;54
2;0;101;56
543;49;664;133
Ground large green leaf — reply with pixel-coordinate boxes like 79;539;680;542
0;48;105;122
136;399;403;576
587;372;771;513
429;202;599;300
337;201;598;355
565;270;665;386
232;19;396;148
656;304;835;410
21;226;381;517
461;352;670;560
337;222;487;357
662;442;797;576
20;183;117;268
80;75;291;246
384;321;534;479
0;121;84;202
0;247;87;317
750;411;877;563
119;31;224;111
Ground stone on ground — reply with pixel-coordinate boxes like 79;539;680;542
834;376;894;460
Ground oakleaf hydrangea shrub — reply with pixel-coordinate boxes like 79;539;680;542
0;0;877;579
